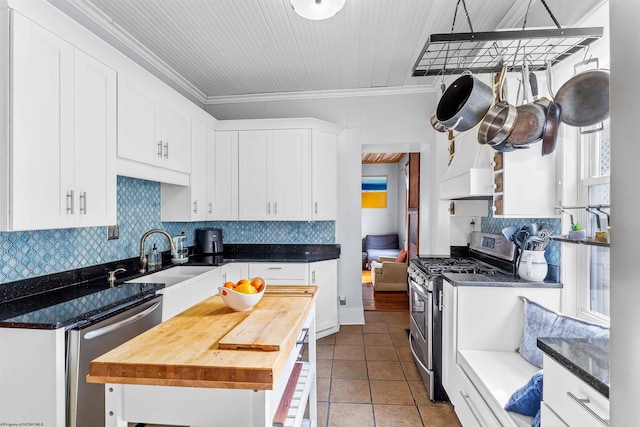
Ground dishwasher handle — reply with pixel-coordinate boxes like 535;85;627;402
84;301;161;340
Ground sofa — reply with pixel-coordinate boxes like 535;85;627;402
371;251;408;292
363;233;401;268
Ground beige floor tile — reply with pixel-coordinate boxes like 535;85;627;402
327;403;375;427
374;404;424;427
335;332;364;346
395;344;413;361
317;401;329;427
338;324;363;334
363;333;393;346
364;311;387;323
408;380;431;405
329;378;371;403
401;360;422;381
317;344;335;360
367;360;406;380
384;311;410;324
365;345;398;361
317;377;331;402
332;359;368;379
418;402;462;427
333;345;365;360
387;322;410;335
363;322;389;334
370;379;415;405
317;359;333;378
390;331;410;347
318;334;336;345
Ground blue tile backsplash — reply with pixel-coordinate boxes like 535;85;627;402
480;205;561;266
0;176;335;284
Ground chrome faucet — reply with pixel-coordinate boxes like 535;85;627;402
139;229;176;274
107;268;126;287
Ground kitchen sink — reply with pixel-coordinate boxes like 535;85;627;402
125;265;215;287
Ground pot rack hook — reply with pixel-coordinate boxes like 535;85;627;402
586;207;602;230
561;209;575;227
595;206;610;226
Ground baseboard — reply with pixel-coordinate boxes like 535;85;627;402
338;306;365;325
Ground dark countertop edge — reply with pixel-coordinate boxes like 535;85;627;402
537;337;610;398
0;288;162;330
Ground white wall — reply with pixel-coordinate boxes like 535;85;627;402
206;90;437;324
361;163;400;238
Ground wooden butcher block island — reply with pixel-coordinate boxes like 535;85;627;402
87;285;319;427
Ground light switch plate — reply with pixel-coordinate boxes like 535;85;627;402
107;225;119;240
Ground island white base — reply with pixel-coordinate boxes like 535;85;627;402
103;311;316;427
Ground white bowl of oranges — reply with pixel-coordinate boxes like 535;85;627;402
218;277;266;311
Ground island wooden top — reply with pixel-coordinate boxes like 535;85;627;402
87;285;317;390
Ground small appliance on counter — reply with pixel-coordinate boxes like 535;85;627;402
171;232;189;264
196;228;224;255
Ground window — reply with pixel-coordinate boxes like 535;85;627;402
578;121;610;320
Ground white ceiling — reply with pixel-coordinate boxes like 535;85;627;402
52;0;605;104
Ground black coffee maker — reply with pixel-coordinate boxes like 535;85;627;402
195;228;224;255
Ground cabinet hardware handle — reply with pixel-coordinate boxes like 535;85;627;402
66;190;74;214
158;141;163;158
193;200;198;213
438;290;444;312
80;192;87;214
312;271;316;283
274;202;277;215
208;202;213;214
566;392;609;426
314;202;318;214
164;142;169;159
268;267;283;270
267;202;271;214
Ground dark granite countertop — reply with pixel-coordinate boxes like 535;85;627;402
537;337;610;398
443;272;563;288
0;243;339;330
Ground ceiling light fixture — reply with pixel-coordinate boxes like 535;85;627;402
291;0;345;20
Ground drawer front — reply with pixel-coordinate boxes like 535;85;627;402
543;356;609;427
249;263;308;282
541;402;569;426
456;365;501;427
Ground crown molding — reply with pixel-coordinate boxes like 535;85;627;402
204;85;437;105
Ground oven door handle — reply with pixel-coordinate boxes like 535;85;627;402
84;301;161;340
408;332;431;373
410;280;431;300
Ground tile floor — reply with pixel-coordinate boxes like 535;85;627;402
316;310;462;427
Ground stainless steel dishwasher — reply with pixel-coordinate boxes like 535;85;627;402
66;296;163;427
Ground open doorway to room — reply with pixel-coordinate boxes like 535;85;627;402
361;152;419;311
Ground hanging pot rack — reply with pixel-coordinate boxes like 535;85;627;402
411;0;604;77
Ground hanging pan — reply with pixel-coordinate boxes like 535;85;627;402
478;65;517;146
436;71;493;132
554;58;610;127
505;63;546;147
541;62;561;156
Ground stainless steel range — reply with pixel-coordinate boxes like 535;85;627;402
408;231;517;401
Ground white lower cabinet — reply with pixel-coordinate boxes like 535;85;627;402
248;260;339;337
158;268;220;321
220;262;248;284
542;355;609;427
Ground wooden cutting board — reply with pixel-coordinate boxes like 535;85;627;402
264;286;316;295
218;309;302;351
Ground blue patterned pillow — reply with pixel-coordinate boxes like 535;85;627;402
519;297;610;368
505;370;543;417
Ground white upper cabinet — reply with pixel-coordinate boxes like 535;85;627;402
238;129;311;220
188;118;209;222
117;71;191;176
311;130;337;220
4;12;115;231
211;131;239;220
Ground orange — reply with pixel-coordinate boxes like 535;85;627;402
250;277;265;291
235;283;258;294
223;281;235;289
236;279;250;287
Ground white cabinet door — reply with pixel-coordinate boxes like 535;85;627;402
157;103;191;173
212;131;239;220
310;260;338;335
10;12;74;230
239;131;272;220
117;73;158;166
189;118;208;221
73;50;116;227
311;130;337;220
272;129;311;220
